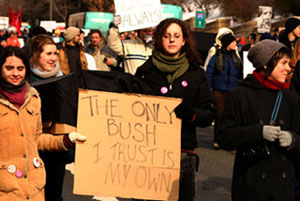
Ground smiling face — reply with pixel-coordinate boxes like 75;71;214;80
268;55;291;83
37;44;57;72
1;56;26;86
162;23;186;58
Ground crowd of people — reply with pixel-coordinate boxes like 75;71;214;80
0;15;300;201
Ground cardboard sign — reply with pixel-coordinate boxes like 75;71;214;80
74;89;182;201
114;0;163;32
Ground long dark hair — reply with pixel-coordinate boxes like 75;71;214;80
0;46;31;80
154;18;202;66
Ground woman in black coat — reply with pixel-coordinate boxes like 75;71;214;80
216;39;300;201
135;18;215;201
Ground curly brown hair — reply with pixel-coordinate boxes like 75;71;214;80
154;18;202;66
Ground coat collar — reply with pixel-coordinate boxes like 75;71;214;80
0;82;39;112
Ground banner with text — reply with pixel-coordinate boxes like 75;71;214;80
114;0;163;32
74;89;182;201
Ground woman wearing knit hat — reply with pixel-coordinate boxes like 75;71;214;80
216;39;300;201
279;17;300;50
206;32;243;149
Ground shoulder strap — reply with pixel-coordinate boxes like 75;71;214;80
270;90;282;124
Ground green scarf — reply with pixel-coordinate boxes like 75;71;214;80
152;49;189;85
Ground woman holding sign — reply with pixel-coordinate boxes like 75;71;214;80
0;46;87;201
135;18;215;201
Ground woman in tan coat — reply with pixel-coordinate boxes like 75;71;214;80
0;46;86;201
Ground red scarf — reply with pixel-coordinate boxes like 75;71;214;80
252;70;289;90
0;86;26;108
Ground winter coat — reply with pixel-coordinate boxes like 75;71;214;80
206;51;243;92
203;27;240;71
216;75;300;201
108;27;153;75
0;83;66;201
135;58;215;149
58;42;88;75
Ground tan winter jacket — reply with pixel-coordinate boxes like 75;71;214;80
0;83;66;201
58;42;88;75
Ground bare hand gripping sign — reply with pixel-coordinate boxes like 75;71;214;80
74;89;182;201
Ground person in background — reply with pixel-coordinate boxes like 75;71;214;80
79;29;85;46
85;29;118;71
259;32;275;41
30;34;67;201
58;26;89;74
0;38;7;49
206;32;243;149
107;15;154;75
279;17;300;51
30;34;62;82
240;33;256;60
22;26;48;59
6;31;20;48
290;39;300;71
216;39;300;201
0;29;7;42
241;33;256;52
273;25;285;41
290;39;300;92
203;27;240;71
0;46;87;201
135;18;215;201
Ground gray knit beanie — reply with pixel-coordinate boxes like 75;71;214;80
64;27;80;41
247;39;285;70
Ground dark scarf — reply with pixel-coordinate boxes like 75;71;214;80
152;49;189;85
0;75;26;93
0;84;26;108
252;70;289;90
216;48;240;72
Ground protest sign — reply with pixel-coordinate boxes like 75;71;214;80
74;89;182;201
114;0;163;32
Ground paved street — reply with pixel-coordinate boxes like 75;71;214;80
62;126;235;201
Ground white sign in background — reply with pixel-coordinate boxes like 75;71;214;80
243;51;255;78
114;0;163;32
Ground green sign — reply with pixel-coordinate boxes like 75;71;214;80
84;12;113;37
195;11;206;28
161;4;182;20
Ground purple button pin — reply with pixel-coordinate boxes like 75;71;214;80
15;170;23;178
160;86;168;94
181;80;188;87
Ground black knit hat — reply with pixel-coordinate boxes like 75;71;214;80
285;17;300;34
220;33;236;48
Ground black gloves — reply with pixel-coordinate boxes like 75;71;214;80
174;101;195;121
